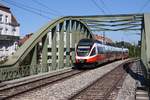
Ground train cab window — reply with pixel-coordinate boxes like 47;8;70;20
90;47;96;56
77;45;91;56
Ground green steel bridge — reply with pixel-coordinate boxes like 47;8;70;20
0;13;149;82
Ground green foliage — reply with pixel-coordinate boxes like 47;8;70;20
128;45;140;57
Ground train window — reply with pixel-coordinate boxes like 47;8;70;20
77;46;91;56
98;47;104;54
90;47;96;56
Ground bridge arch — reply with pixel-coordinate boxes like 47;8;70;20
0;17;93;81
1;13;150;82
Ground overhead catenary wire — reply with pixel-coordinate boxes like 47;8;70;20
2;0;52;19
100;0;111;14
91;0;106;14
31;0;63;16
139;0;150;12
3;0;59;17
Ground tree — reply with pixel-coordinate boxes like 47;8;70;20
114;41;140;57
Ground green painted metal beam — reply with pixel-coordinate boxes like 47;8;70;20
30;45;37;75
0;16;93;81
42;35;48;72
71;20;76;64
71;13;143;18
51;26;57;70
88;23;141;27
0;12;145;81
141;29;147;75
141;14;150;79
80;25;84;39
84;28;88;38
58;22;64;69
81;18;142;23
91;28;141;31
0;17;91;67
76;21;81;43
65;20;71;67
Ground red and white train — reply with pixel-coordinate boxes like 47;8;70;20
75;38;129;68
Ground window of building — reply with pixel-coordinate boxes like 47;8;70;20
0;14;3;22
12;27;16;35
12;27;16;34
0;28;2;34
12;27;16;32
5;15;8;23
5;28;8;34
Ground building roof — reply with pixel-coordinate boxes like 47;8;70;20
93;34;113;43
0;3;10;13
11;14;20;26
0;3;9;8
0;3;20;26
18;33;33;46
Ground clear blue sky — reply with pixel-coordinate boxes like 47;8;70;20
1;0;150;44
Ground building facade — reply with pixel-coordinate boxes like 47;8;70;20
0;3;20;59
93;34;113;44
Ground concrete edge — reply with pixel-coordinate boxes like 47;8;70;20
0;67;72;90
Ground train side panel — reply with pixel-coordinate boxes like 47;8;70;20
74;38;129;68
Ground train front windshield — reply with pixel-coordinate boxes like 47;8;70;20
76;39;94;57
77;46;91;56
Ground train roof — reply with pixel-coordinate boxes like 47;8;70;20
78;38;129;52
78;38;102;46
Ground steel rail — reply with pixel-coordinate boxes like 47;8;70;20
0;69;87;99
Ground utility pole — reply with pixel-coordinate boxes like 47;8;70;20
122;43;123;60
121;37;124;60
103;31;105;44
134;42;136;57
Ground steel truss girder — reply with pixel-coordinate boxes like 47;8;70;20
141;14;150;79
1;13;150;82
0;17;92;81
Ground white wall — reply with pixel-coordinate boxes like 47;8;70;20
0;10;19;36
0;9;20;58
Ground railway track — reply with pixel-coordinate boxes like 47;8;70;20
70;62;129;100
0;59;135;100
0;68;86;100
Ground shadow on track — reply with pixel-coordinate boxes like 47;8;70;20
123;62;150;87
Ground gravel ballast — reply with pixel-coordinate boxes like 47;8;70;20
10;60;128;100
115;74;136;100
